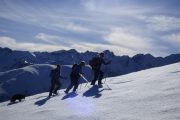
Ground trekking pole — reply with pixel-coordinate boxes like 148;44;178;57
104;65;108;84
79;83;82;90
76;74;86;92
104;82;112;90
84;82;88;88
79;74;90;88
104;75;107;84
80;74;89;82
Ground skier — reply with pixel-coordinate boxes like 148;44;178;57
49;65;65;97
89;52;111;85
64;61;86;94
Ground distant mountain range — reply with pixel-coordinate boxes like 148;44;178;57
0;47;180;76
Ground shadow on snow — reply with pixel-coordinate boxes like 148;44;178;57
34;97;50;106
83;85;112;98
61;92;78;100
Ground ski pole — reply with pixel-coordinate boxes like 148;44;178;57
104;82;112;90
84;82;88;88
78;74;86;92
104;75;106;84
79;74;90;88
79;74;89;82
79;83;82;90
104;74;107;84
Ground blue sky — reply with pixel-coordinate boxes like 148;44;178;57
0;0;180;56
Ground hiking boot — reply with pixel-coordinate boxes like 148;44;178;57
98;81;103;85
72;91;77;94
91;82;95;85
98;84;103;88
64;90;68;94
53;92;59;96
49;93;52;97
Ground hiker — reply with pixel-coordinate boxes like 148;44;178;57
64;61;86;94
49;65;64;96
90;52;111;85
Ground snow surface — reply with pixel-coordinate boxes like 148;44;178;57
0;63;180;120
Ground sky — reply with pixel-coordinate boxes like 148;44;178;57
0;0;180;57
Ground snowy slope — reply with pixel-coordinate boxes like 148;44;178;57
0;63;180;120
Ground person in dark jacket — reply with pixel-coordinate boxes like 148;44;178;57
49;65;64;96
64;61;85;94
90;52;111;85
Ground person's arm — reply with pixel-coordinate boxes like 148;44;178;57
77;66;85;75
102;59;111;65
79;67;84;75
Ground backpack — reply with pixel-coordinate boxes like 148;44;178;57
71;63;78;74
89;57;100;69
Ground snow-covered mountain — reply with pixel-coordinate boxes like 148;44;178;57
0;63;180;120
0;47;180;77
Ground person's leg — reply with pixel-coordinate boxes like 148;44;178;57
98;70;104;85
65;74;74;93
91;70;99;85
73;77;79;92
54;80;61;95
65;83;73;94
49;79;55;96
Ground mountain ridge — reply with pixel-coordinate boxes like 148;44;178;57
0;47;180;77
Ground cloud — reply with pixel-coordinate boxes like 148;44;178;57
34;32;92;46
71;42;135;56
0;2;90;34
50;22;93;33
161;33;180;52
163;33;180;43
101;27;179;56
35;33;61;44
139;15;180;31
0;0;156;35
65;22;90;33
0;36;16;46
0;36;135;56
82;0;155;16
104;27;154;50
0;35;177;57
71;41;169;57
0;29;9;33
0;36;69;52
0;1;179;57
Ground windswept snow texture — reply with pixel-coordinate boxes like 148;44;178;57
0;63;180;120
